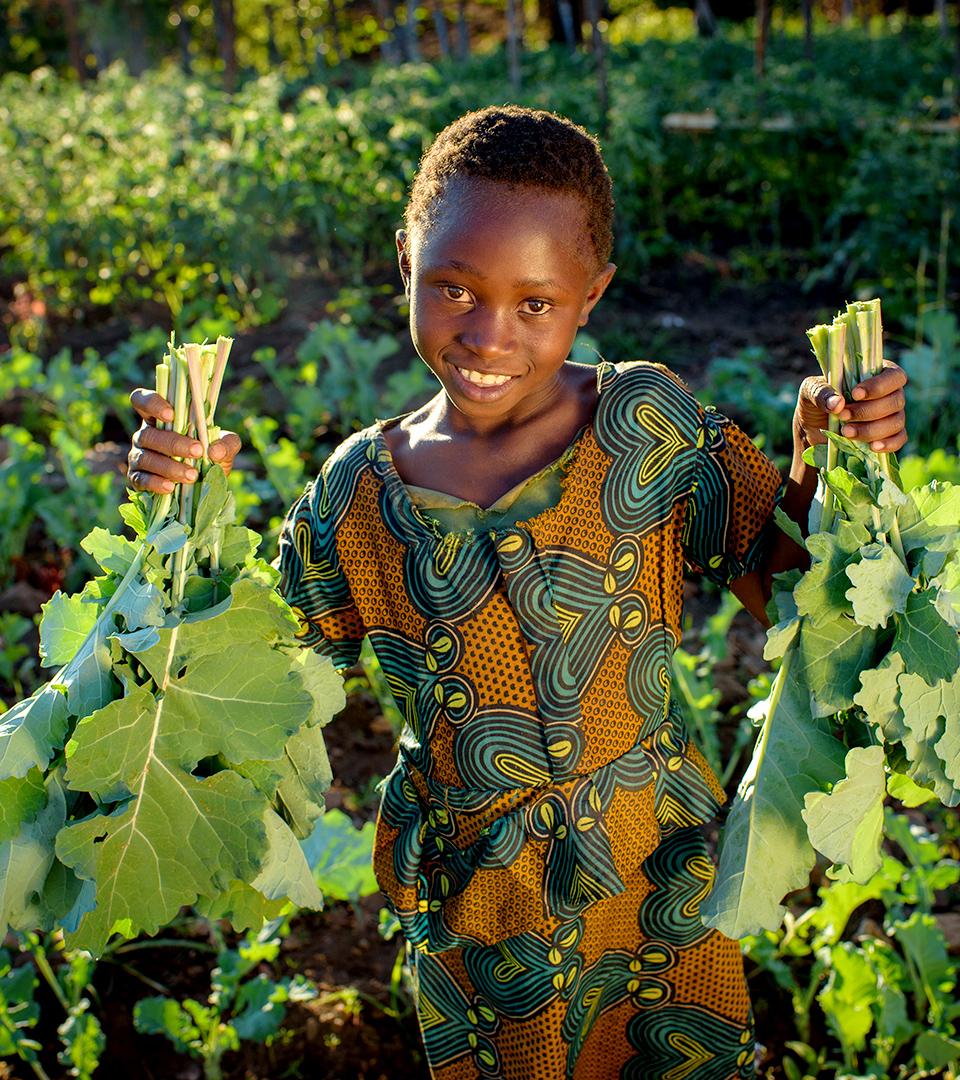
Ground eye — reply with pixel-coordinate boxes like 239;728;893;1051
439;284;471;303
520;298;552;315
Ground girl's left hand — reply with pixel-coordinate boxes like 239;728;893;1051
796;359;907;453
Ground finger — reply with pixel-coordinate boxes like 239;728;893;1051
129;447;201;485
841;387;906;428
799;375;844;415
208;431;242;464
840;410;907;451
127;468;175;495
134;424;204;461
850;360;907;401
131;388;174;425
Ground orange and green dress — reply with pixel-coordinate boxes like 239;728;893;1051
276;360;783;1080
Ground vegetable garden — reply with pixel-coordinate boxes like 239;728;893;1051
2;3;960;1078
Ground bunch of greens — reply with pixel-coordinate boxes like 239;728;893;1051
0;338;342;957
702;299;960;939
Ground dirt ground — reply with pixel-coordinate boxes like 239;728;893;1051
0;260;849;1080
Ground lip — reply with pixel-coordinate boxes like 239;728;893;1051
446;362;519;401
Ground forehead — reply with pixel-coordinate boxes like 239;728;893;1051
409;177;595;272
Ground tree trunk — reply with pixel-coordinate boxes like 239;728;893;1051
583;0;608;123
841;0;853;24
222;0;237;93
755;0;770;79
265;3;283;67
802;0;813;62
433;0;451;58
505;0;521;90
375;0;400;63
174;2;193;72
936;0;949;37
541;0;583;45
401;3;421;61
58;0;88;79
455;0;470;58
327;0;343;66
694;0;717;37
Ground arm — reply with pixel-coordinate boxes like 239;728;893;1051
731;361;907;626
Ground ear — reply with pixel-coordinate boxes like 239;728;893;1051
397;230;412;295
578;263;616;327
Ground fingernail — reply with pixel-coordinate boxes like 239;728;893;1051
852;387;866;400
185;468;199;482
161;408;174;422
190;443;203;457
209;444;223;460
162;480;175;492
842;424;856;438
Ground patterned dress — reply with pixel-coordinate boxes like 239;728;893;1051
277;361;783;1080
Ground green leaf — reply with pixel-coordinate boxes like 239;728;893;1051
892;912;956;1022
844;542;915;629
0;952;41;1062
80;529;141;575
0;767;46;844
774;506;804;548
797;611;877;711
300;809;378;903
854;652;905;733
40;590;102;667
932;558;960;630
797;870;892;949
898;481;960;554
249;808;323;911
795;525;867;628
56;768;268;956
133;997;200;1055
1;769;67;933
231;974;290;1043
891;589;960;687
219;525;261;568
0;683;69;783
112;577;165;634
886;771;938;807
915;1030;960;1070
822;466;879;527
194;880;288;932
817;941;878;1054
803;745;885;883
146;519;189;556
895;670;960;801
272;723;333;839
701;653;847;938
57;998;105;1080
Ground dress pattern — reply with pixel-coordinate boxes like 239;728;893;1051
277;361;782;1079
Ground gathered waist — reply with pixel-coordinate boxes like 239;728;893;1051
372;703;725;954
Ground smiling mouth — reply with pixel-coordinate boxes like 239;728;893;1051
454;365;513;387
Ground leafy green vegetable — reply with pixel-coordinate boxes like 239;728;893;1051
0;338;344;955
704;300;960;938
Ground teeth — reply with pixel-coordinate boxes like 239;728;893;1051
456;366;511;387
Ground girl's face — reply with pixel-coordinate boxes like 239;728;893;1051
398;177;615;429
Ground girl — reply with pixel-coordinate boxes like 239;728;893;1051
127;106;907;1080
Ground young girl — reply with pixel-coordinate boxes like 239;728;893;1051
127;106;907;1080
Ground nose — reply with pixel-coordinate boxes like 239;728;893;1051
459;306;516;361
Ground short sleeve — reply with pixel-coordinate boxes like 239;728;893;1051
275;474;367;670
681;407;783;588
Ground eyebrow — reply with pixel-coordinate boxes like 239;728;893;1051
435;260;569;293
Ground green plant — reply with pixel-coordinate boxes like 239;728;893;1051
897;309;960;458
300;808;378;906
745;810;960;1079
699;348;797;459
703;300;960;938
0;338;344;955
134;924;317;1080
0;932;104;1080
0;614;36;702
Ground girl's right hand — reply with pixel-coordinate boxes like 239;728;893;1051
126;389;242;494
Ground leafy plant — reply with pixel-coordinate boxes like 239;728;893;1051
0;931;104;1080
300;808;379;906
0;338;344;955
134;924;317;1080
897;309;960;458
745;809;960;1078
703;300;960;937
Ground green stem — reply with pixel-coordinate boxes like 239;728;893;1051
26;941;69;1013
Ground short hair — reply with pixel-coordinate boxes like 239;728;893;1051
405;105;614;270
